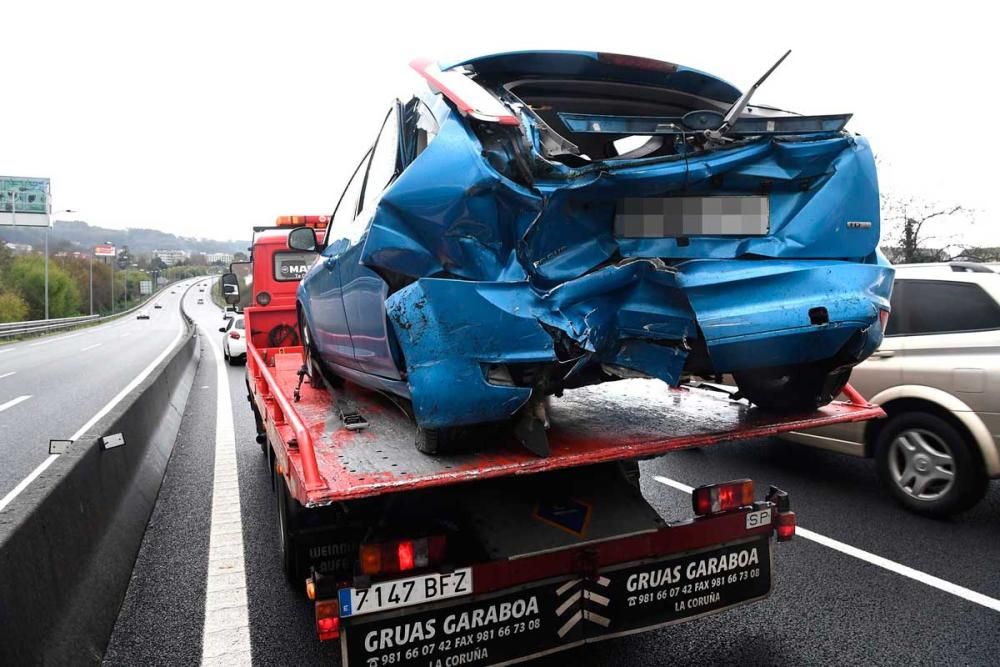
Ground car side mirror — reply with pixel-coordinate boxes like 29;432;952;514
218;326;226;332
288;227;317;252
220;272;241;305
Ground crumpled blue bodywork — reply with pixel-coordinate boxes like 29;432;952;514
299;52;894;430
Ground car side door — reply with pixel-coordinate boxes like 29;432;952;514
893;278;1000;415
304;149;371;371
339;102;408;379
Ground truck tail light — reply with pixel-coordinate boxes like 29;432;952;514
692;479;753;516
315;599;340;641
360;536;446;576
878;308;890;333
776;511;796;541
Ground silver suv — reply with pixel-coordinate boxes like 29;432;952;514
786;262;1000;516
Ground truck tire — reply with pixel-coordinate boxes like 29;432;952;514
275;467;305;587
874;412;988;517
733;364;851;413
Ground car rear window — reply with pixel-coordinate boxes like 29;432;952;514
235;318;245;330
887;279;1000;335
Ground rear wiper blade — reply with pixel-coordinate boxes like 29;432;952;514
710;49;791;139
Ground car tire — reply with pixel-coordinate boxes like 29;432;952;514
298;310;341;390
874;412;988;517
733;364;851;412
414;427;461;455
227;349;240;366
275;466;305;587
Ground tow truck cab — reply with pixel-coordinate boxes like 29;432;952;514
239;215;326;349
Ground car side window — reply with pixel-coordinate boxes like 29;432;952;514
328;150;372;244
400;96;440;168
887;279;1000;336
357;105;401;231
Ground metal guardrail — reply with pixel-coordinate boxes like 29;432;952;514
0;287;175;340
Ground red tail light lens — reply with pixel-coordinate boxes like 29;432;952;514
229;331;240;339
776;511;796;541
692;480;754;516
878;308;890;333
315;600;340;641
360;536;447;575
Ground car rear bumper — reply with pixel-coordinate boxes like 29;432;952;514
386;258;893;429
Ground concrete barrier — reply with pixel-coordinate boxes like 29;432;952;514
0;292;200;665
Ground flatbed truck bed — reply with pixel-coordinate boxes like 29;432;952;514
232;273;885;666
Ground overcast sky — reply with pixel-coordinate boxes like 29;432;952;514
2;1;996;245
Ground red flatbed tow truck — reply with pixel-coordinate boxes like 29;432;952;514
228;223;884;667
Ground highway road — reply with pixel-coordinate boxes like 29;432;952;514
104;288;1000;666
0;281;200;507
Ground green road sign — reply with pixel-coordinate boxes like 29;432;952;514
0;176;51;227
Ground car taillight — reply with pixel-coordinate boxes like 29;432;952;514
315;599;340;641
360;536;446;576
776;511;796;541
692;480;754;516
229;331;240;339
878;308;890;333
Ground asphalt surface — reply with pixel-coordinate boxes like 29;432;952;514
105;289;1000;666
0;281;197;501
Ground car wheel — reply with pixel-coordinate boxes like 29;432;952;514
223;342;229;362
414;427;460;455
874;412;988;517
733;364;851;412
227;349;240;366
299;311;341;389
275;466;304;587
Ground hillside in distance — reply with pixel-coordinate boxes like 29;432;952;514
0;219;250;255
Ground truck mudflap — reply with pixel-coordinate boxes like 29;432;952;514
341;535;771;667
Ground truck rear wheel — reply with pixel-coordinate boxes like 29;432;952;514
275;467;305;587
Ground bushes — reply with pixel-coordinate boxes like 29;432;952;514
0;291;29;323
2;255;81;320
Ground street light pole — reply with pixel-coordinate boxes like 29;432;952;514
89;253;94;315
44;226;49;319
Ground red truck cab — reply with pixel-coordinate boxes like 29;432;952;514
236;215;326;349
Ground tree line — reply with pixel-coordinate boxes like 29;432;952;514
0;244;216;323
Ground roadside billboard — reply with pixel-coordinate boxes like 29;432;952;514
0;176;51;227
140;280;152;295
94;244;116;257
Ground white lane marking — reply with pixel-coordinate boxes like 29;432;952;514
0;395;31;413
81;343;103;352
0;371;15;380
0;348;15;354
652;475;1000;613
200;323;251;665
0;303;187;514
28;332;86;347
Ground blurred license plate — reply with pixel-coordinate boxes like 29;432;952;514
339;568;473;618
615;196;769;237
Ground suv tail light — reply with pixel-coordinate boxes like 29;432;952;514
692;479;753;516
360;536;446;576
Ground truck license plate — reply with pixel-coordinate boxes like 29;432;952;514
341;536;771;666
339;568;473;618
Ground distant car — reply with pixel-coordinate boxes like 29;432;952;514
136;310;150;320
786;263;1000;516
220;315;246;365
197;298;204;304
295;51;892;453
154;303;163;309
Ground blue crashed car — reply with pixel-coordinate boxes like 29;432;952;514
294;51;894;454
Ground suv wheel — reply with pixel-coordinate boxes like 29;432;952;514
874;412;988;517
